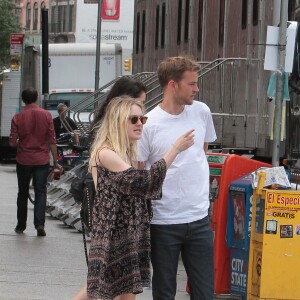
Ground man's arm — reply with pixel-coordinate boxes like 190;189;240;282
73;130;80;145
68;118;79;145
48;113;61;168
49;143;61;169
9;117;18;147
203;142;209;154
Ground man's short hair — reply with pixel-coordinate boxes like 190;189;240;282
22;88;38;105
157;56;200;89
57;103;67;113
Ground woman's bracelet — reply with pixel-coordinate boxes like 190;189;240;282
172;144;181;154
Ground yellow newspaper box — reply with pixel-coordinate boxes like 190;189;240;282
247;173;300;300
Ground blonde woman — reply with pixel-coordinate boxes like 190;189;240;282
73;96;194;300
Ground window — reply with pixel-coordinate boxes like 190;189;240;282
177;0;182;44
69;4;74;32
58;5;64;32
219;0;225;46
141;10;146;52
33;3;38;30
253;0;258;26
197;0;203;50
14;5;21;17
135;12;140;54
40;2;46;29
241;0;247;29
49;93;93;112
155;5;159;49
51;5;57;32
49;1;74;34
288;0;296;20
26;3;31;30
184;0;190;42
161;3;166;48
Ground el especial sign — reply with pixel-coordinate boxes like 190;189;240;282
266;190;300;210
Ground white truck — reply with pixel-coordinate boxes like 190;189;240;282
0;69;21;160
22;42;122;118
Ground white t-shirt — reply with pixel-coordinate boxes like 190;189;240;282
138;101;217;225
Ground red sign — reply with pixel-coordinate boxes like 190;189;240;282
83;0;120;20
10;33;24;45
10;33;24;56
102;0;120;20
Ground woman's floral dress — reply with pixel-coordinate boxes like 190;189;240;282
87;159;167;300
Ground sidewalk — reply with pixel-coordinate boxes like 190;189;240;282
0;163;189;300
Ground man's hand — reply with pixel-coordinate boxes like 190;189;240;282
54;161;63;170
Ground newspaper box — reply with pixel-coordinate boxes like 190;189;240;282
227;173;254;299
247;172;300;299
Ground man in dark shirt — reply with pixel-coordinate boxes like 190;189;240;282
9;88;61;237
53;103;79;145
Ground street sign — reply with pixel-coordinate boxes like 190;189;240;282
264;24;296;72
10;33;24;56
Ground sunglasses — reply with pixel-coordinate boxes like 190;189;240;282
129;115;148;125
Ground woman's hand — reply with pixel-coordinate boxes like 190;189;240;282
172;129;195;153
163;129;195;168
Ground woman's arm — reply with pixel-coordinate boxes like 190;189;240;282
97;148;131;172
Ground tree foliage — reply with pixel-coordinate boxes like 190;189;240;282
0;0;21;68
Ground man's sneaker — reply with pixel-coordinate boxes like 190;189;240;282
36;226;46;237
14;226;25;234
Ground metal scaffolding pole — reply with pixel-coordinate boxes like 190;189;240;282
272;0;288;166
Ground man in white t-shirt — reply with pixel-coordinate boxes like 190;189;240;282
138;56;217;300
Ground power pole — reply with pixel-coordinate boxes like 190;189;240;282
272;0;288;166
95;0;103;92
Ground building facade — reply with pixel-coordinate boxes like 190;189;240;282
132;0;300;159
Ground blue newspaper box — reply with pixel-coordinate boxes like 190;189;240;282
230;248;249;298
227;173;254;299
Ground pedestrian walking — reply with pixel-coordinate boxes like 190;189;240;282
138;56;217;299
9;88;61;237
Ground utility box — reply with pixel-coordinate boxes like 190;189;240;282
247;172;300;300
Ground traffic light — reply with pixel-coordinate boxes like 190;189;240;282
124;58;132;72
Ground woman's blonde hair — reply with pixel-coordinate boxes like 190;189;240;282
89;96;144;170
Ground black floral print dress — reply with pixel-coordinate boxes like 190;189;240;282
87;159;167;300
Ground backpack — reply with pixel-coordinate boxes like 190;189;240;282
69;162;95;233
69;162;95;265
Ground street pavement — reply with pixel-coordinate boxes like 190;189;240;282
0;162;189;300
